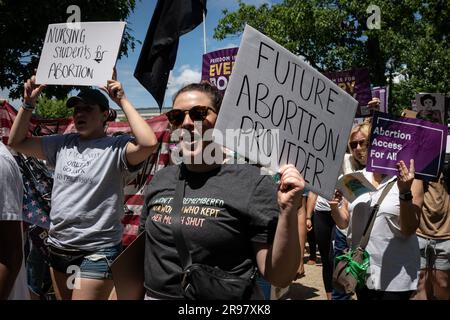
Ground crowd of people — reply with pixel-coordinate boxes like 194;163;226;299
0;73;449;301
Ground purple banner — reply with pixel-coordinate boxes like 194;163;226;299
324;68;372;117
367;112;448;180
371;86;389;114
202;47;239;95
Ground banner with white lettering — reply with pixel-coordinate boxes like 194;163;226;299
212;25;358;199
367;112;447;180
36;22;126;86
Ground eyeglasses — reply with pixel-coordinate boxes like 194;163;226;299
165;105;217;126
349;139;367;150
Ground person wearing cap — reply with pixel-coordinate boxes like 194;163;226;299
8;73;157;300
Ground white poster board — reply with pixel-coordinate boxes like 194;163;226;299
213;25;358;199
36;22;126;86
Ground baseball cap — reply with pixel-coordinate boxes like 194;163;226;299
67;89;109;111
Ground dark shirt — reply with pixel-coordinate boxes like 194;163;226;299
140;164;279;299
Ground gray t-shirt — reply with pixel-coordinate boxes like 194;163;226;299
0;142;23;221
42;133;138;250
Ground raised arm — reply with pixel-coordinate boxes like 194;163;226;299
105;72;158;166
8;75;46;159
254;165;304;288
397;159;423;236
328;190;350;229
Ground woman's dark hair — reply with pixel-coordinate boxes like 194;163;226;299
104;109;117;126
420;94;436;107
172;81;223;112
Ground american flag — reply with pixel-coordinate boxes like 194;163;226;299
1;100;171;246
16;155;53;229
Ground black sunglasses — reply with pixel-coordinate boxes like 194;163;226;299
349;139;367;150
165;105;217;126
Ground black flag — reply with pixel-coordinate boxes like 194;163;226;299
134;0;207;109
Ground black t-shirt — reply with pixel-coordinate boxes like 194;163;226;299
140;164;279;299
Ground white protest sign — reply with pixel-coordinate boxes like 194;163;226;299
36;22;126;86
212;25;358;199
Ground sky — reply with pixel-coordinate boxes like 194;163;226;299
0;0;273;109
112;0;273;109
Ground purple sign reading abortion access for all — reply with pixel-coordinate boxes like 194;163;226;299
367;112;448;181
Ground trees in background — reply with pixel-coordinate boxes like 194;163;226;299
0;0;137;101
213;0;449;115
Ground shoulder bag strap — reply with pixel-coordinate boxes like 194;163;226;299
169;164;192;269
359;178;397;249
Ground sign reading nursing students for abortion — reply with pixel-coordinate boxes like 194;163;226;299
36;22;126;86
212;25;358;199
202;47;239;95
367;112;448;181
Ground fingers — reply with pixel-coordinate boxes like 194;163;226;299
37;84;46;93
409;159;415;174
105;80;124;100
368;97;380;110
112;67;117;81
396;159;414;182
100;86;109;94
278;164;305;192
396;160;406;175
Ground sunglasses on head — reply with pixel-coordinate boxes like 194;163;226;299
349;139;367;150
165;105;217;126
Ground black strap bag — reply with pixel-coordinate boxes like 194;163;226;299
332;179;396;295
170;165;256;300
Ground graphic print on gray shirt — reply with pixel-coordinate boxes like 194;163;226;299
42;133;139;250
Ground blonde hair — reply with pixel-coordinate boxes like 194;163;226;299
348;121;372;169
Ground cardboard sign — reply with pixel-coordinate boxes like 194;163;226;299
202;47;239;94
415;93;446;124
367;112;447;180
212;25;358;199
324;68;371;118
36;22;126;86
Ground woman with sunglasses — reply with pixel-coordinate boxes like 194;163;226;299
343;122;371;175
330;121;423;300
139;82;304;300
8;72;158;300
306;122;372;300
328;122;372;300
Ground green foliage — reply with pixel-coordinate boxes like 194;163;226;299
214;0;449;117
0;0;137;100
35;95;72;119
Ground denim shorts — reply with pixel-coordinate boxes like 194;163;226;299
47;243;122;280
418;236;450;270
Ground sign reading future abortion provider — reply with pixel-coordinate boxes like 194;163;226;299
213;25;358;199
36;22;126;86
367;112;447;180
